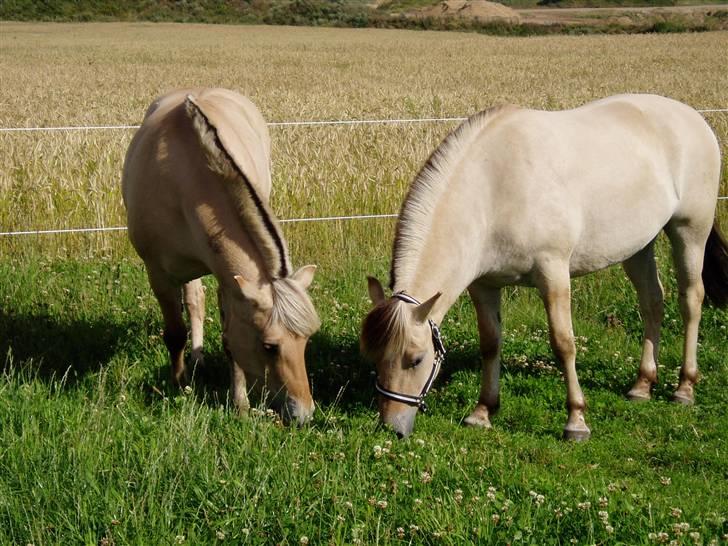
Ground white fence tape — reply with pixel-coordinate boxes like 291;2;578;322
0;117;471;133
0;109;727;133
0;214;399;237
0;111;726;238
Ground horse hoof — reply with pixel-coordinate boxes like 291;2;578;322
563;427;591;442
671;393;694;406
463;414;492;428
626;390;651;402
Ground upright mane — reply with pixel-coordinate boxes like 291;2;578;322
185;95;292;280
390;105;515;289
186;96;320;336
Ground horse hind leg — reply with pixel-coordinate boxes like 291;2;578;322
464;284;502;429
183;278;206;372
534;262;590;441
147;268;188;387
665;220;711;405
622;242;663;401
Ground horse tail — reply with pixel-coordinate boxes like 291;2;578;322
184;94;290;280
702;219;728;308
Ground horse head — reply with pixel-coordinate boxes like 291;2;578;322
223;265;320;425
361;277;442;438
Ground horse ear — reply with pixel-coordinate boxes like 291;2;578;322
233;275;253;299
291;265;317;290
413;292;441;324
234;275;259;302
367;276;385;305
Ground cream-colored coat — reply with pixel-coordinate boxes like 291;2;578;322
123;88;319;424
364;94;725;439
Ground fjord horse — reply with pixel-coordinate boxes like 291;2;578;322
362;94;727;439
123;88;320;424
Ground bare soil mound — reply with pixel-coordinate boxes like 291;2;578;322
417;0;521;24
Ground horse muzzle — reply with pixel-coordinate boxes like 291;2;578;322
381;406;417;439
280;396;315;426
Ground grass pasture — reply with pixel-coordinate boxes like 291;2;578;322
1;23;727;544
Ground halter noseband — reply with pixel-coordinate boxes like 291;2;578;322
374;291;447;412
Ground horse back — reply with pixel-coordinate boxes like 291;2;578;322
474;94;720;278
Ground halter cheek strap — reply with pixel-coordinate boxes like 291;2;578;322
374;291;447;413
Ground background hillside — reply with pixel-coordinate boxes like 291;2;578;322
2;0;727;31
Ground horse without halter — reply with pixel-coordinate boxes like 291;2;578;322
122;88;320;424
361;94;727;440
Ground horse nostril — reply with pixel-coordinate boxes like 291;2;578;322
396;431;405;440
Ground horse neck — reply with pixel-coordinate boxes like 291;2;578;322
212;226;274;292
391;177;485;325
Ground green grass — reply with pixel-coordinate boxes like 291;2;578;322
2;247;727;544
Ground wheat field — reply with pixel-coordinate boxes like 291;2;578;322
1;22;726;268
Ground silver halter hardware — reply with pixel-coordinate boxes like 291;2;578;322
374;291;447;412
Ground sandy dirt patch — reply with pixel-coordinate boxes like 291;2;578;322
416;0;522;24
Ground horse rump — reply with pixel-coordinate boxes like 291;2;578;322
702;219;728;308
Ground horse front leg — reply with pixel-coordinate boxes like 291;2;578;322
218;286;250;413
464;284;502;429
535;264;590;441
147;268;188;387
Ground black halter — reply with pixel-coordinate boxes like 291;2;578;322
374;291;447;412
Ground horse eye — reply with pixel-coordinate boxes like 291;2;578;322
263;342;279;354
412;355;424;368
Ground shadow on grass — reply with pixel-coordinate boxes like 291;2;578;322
0;308;131;385
155;329;379;413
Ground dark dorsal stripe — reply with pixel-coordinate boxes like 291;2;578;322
188;99;289;279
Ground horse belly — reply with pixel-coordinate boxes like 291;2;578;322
568;185;673;276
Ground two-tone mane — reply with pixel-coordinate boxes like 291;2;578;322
390;104;515;290
186;96;319;337
186;95;291;280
